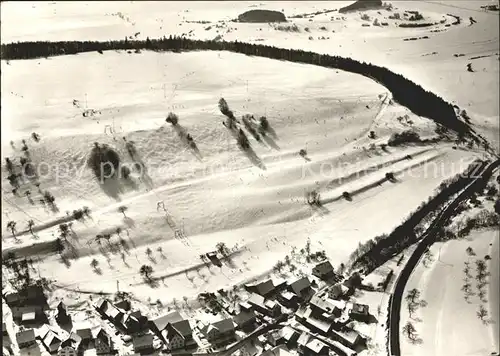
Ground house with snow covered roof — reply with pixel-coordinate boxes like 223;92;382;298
304;338;330;355
247;293;282;318
200;318;235;345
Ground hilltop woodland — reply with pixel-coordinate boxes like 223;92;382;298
2;35;487;142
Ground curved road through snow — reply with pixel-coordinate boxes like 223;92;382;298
388;158;500;356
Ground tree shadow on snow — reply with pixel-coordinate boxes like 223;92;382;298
312;203;330;215
173;124;203;160
261;134;280;151
243;146;266;170
123;217;136;229
99;176;140;201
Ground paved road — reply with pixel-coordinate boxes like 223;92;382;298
388;158;499;356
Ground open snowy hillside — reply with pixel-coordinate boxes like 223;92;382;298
2;48;480;304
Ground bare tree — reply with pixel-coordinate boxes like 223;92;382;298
82;206;91;218
90;258;99;270
466;246;476;257
405;288;421;304
118;205;128;218
27;220;35;237
407;300;418;317
59;224;70;240
24;190;33;203
402;321;418;341
477;305;488;321
216;242;229;256
145;248;152;257
140;264;153;280
6;221;17;238
166;112;179;126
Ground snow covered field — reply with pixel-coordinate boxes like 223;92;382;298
1;1;498;356
400;228;499;356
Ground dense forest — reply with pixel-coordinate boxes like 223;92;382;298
1;35;469;135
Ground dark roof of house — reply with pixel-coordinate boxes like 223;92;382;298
94;328;110;341
76;328;93;340
16;329;36;344
313;260;334;275
115;299;131;310
133;333;154;348
250;279;275;296
26;285;45;298
167;319;192;340
151;310;184;332
233;310;256;326
289;277;311;295
5;292;20;304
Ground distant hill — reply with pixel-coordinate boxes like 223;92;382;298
338;0;383;13
237;9;287;23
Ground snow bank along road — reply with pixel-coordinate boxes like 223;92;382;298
388;158;500;356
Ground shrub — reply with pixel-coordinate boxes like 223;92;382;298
275;23;300;32
87;143;121;180
166;112;179;125
259;116;269;132
409;12;424;21
485;184;498;197
219;98;235;119
387;130;421;146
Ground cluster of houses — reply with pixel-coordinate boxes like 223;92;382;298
36;323;114;356
2;258;372;356
245;260;371;356
2;286;115;356
4;285;49;326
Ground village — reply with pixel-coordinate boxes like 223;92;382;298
2;240;380;356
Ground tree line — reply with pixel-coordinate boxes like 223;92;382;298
352;159;498;273
1;35;469;135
